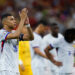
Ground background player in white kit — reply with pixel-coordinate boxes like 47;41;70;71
42;23;63;75
44;28;75;75
30;21;52;75
0;8;34;75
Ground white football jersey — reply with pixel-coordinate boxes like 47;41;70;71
42;33;63;72
0;29;19;73
30;32;44;61
30;32;53;75
51;37;75;73
30;32;46;72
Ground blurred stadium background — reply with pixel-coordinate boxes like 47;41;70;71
0;0;75;33
0;1;75;75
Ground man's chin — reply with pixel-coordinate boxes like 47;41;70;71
9;26;15;30
13;26;17;30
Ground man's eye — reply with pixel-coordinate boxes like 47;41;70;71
10;19;12;20
10;18;15;20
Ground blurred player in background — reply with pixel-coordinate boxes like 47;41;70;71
44;28;75;75
30;21;52;75
42;23;63;75
0;8;34;75
19;26;33;75
19;41;33;75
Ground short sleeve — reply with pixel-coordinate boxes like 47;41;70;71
11;30;18;45
0;30;10;41
42;37;48;49
50;40;60;48
31;38;39;48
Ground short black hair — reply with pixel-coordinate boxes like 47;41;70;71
1;13;12;21
37;20;49;26
33;19;49;29
50;23;58;27
64;28;75;43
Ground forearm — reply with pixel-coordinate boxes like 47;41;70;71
27;27;34;40
45;49;56;63
6;19;25;39
34;47;47;59
36;51;48;59
6;8;29;39
14;19;25;37
14;8;28;38
23;24;34;40
44;46;62;67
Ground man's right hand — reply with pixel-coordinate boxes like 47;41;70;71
19;8;28;20
54;61;62;67
20;64;25;71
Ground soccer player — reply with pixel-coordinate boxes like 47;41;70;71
19;27;33;75
30;21;52;75
42;23;63;75
44;28;75;75
0;8;34;75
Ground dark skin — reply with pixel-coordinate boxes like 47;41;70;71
44;45;62;67
44;25;63;67
51;25;59;38
44;38;75;67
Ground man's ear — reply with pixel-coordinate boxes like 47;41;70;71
2;18;7;25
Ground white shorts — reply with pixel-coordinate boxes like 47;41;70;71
32;66;45;75
0;71;20;75
44;67;52;75
32;58;52;75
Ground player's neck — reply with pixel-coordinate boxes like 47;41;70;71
3;25;12;32
34;30;40;35
34;28;40;35
51;33;58;38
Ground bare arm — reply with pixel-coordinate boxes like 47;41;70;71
23;27;34;40
33;47;48;59
22;16;34;41
44;45;62;67
6;8;27;39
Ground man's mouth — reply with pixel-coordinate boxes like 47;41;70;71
14;23;17;25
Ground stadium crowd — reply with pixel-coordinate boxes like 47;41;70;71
0;0;75;32
0;0;75;75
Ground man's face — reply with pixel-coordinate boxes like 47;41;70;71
51;25;59;35
4;16;17;29
39;24;47;35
